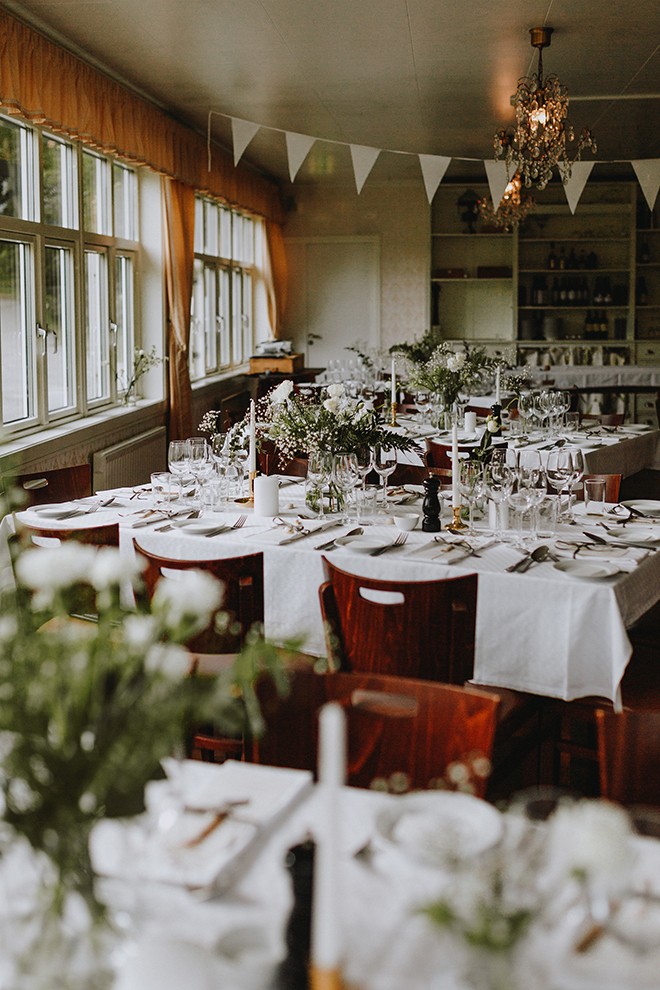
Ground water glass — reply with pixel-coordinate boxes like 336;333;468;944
584;477;606;515
151;471;176;508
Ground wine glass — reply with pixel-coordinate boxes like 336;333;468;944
354;444;375;521
332;452;359;523
186;437;213;499
484;461;514;541
168;440;189;499
517;392;535;435
458;461;484;536
414;390;431;425
373;444;397;509
306;451;333;517
546;448;579;520
566;448;585;521
518;449;546;541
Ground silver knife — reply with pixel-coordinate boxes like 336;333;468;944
280;520;342;545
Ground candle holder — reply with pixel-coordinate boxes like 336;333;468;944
246;470;257;504
390;401;398;427
446;505;467;533
309;966;345;990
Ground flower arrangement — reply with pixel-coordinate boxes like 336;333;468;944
407;343;496;407
0;480;284;926
117;345;167;405
260;380;419;460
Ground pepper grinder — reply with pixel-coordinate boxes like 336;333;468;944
422;475;442;532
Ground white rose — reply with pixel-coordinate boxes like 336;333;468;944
15;544;96;592
323;396;341;414
327;383;345;398
144;643;191;680
123;614;159;650
447;352;466;373
89;547;142;590
269;380;294;404
486;418;499;433
546;799;633;881
152;569;224;630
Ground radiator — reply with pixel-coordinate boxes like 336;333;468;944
93;427;167;490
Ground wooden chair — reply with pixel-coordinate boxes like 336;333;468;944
15;520;119;547
595;708;660;808
258;439;308;478
7;464;92;507
319;557;477;684
133;544;265;763
580;412;625;427
424;438;506;474
252;665;500;797
134;544;264;655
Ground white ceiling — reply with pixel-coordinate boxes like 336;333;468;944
4;0;660;188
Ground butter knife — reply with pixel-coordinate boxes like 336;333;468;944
280;520;342;545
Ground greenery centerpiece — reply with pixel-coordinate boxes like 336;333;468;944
0;480;283;986
406;343;496;410
117;345;167;405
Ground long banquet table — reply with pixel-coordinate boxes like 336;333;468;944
7;452;660;706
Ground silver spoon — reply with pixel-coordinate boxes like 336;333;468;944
507;545;551;573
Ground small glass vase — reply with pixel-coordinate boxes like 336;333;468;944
305;482;345;515
463;945;520;990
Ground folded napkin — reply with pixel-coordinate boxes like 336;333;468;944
405;535;493;565
553;541;647;570
245;519;341;545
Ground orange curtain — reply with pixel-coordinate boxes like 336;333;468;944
162;178;195;440
265;220;288;340
0;9;284;224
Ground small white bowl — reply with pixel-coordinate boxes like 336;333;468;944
393;510;420;531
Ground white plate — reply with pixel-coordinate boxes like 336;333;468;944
606;525;660;546
334;535;385;553
172;518;228;534
29;503;76;517
554;559;621;579
620;499;660;519
622;423;652;433
374;791;503;865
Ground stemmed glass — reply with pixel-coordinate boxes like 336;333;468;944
484;460;514;541
458;461;484;536
306;451;333;517
332;452;359;523
168;440;190;499
186;437;213;499
537;390;555;436
518;449;547;541
414;390;431;425
546;448;584;521
354;444;375;521
517;392;535;436
553;390;572;435
373;444;397;510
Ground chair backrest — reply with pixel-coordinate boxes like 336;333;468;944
258;439;308;478
595;708;660;808
319;557;477;684
134;543;264;653
576;473;622;503
424;439;506;473
8;464;92;507
252;666;500;796
16;520;120;547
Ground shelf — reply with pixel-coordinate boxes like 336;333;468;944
431;277;512;284
518;305;628;311
519;236;629;244
431;232;512;239
516;339;633;347
519;268;628;275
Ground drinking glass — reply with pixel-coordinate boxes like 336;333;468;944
518;450;547;540
414;390;431;425
458;461;484;536
537;390;555;436
373;445;397;509
332;452;359;523
354;444;375;521
306;451;333;517
517;392;534;435
484;462;514;541
546;448;584;520
186;437;213;499
168;440;190;499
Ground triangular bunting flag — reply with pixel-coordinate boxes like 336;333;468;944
349;145;380;194
418;155;451;204
631;160;660;213
285;133;316;183
231;118;260;167
484;161;510;208
559;161;594;214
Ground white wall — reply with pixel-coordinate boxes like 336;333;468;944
282;180;430;352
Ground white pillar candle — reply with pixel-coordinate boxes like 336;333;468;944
311;702;346;976
495;367;501;406
253;475;279;517
464;410;477;435
391;358;396;405
451;423;460;508
248;399;257;473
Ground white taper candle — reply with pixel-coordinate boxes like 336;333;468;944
451;423;460;508
248;399;257;473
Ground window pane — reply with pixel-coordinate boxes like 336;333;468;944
204;266;218;370
83;151;111;235
84;249;110;401
194;197;204;254
114;254;135;395
190;257;205;381
42;134;76;228
243;217;254;265
0;116;30;220
219;268;230;366
44;244;76;413
203;200;218;256
242;270;253;359
220;207;232;258
232;268;243;365
113;164;137;240
232;213;243;261
0;239;35;424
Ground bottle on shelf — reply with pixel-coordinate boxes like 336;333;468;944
551;277;560;306
558;246;567;270
578;248;587;269
567;277;577;305
640;239;651;264
586;249;598;269
547;242;558;270
568;247;578;269
636;277;649;306
559;277;568;306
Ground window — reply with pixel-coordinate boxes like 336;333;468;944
191;196;257;381
0;113;141;437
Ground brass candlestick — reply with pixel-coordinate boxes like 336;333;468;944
390;401;398;427
309;966;345;990
446;505;467;532
247;470;257;504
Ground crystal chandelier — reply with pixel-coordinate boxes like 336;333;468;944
478;173;534;231
494;27;596;191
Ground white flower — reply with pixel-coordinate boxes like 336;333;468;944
269;379;294;404
144;643;191;680
446;352;466;373
323;396;341;414
123;614;159;650
15;544;97;592
152;569;224;630
546;799;633;881
486;418;499;433
326;383;345;398
89;547;142;589
0;616;18;641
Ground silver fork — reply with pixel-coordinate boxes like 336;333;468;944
369;532;408;556
203;513;247;538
